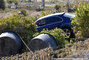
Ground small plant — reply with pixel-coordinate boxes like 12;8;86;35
33;28;65;49
20;9;27;16
54;5;61;12
59;3;65;7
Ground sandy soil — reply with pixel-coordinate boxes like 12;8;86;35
0;10;41;18
0;12;16;18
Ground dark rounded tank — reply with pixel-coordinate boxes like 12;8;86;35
0;32;22;57
27;33;58;52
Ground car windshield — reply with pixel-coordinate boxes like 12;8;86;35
36;19;46;26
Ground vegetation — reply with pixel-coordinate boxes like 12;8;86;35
0;8;17;13
31;11;52;22
7;0;18;8
0;14;37;43
20;9;28;16
54;5;61;12
0;0;5;10
1;38;89;59
54;3;66;13
53;38;89;58
59;3;65;7
7;0;18;4
0;0;89;58
72;3;89;38
1;48;52;60
40;11;52;17
33;28;65;48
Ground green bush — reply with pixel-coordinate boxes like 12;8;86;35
0;14;37;43
33;28;65;48
20;9;27;16
72;3;89;38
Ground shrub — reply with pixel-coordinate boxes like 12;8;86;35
40;11;52;17
33;28;65;48
55;5;61;12
0;14;37;43
20;9;27;16
55;5;60;10
72;3;89;38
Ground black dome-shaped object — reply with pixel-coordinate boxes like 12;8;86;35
0;32;22;57
27;33;58;52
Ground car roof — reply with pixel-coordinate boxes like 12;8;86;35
63;13;75;18
35;12;75;23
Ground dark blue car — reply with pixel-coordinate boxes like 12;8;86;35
35;13;75;38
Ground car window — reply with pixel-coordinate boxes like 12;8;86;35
36;19;46;26
46;16;62;24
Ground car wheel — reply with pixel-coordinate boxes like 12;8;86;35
63;28;71;40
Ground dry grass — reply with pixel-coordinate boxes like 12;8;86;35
53;38;89;58
1;48;53;60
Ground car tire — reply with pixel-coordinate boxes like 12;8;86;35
62;28;75;41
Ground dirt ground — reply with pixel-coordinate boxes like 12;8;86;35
0;10;41;19
0;12;15;18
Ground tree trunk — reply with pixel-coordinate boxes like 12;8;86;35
42;0;45;7
0;0;5;10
